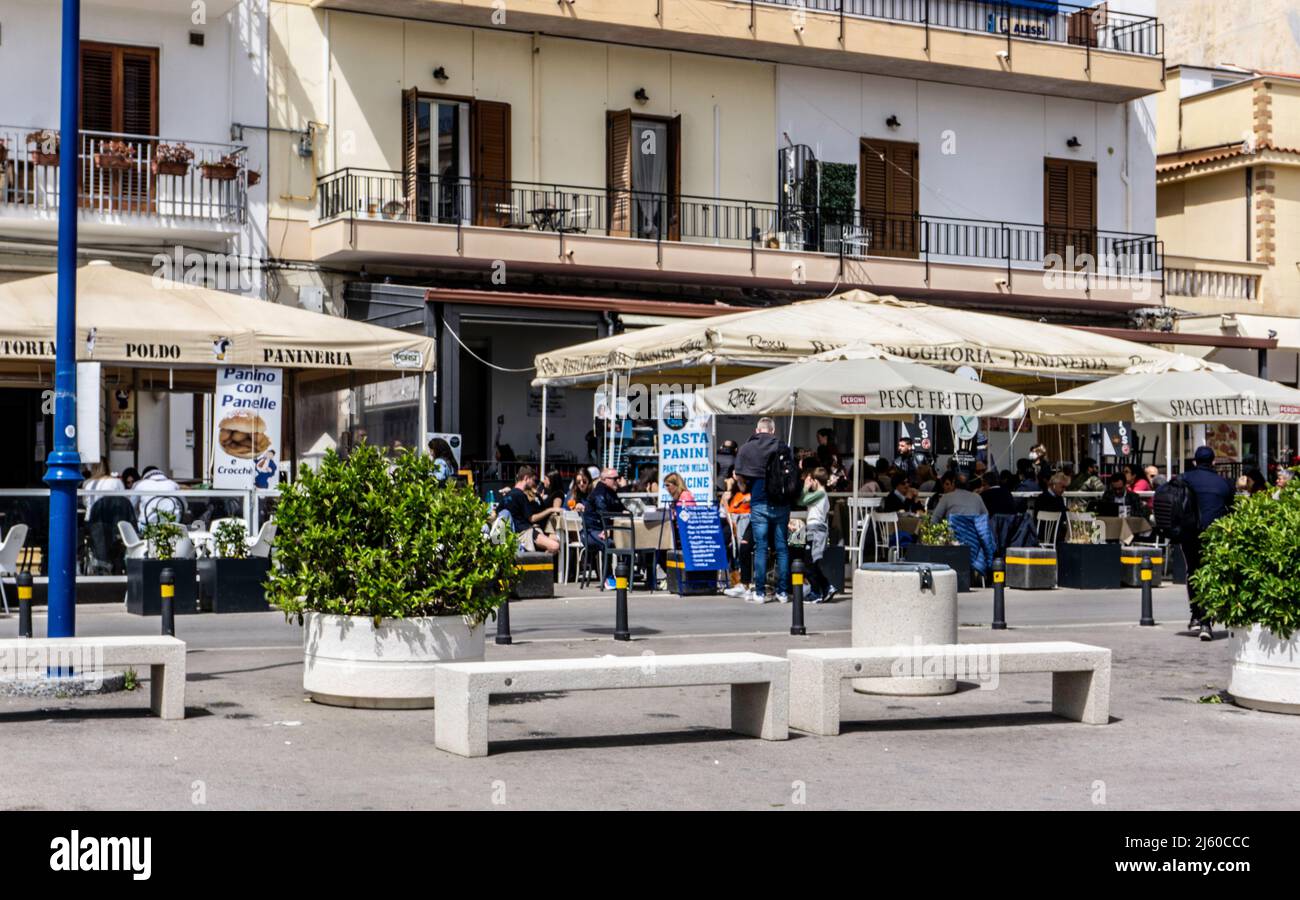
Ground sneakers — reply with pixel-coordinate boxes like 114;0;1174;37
1199;622;1214;642
723;584;749;598
1188;616;1201;631
820;586;839;604
744;590;774;604
604;576;617;591
804;591;822;604
775;592;790;604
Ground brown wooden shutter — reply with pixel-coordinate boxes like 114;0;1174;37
606;109;633;237
860;138;918;259
471;99;511;227
80;43;157;214
1044;159;1095;269
667;114;681;241
80;47;115;132
1070;162;1096;262
401;87;419;219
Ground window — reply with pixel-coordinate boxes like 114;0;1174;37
860;138;919;259
80;42;158;212
402;90;511;226
1043;158;1096;269
607;110;681;239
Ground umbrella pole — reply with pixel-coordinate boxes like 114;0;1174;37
539;383;547;475
418;372;429;461
1165;423;1171;478
853;416;863;501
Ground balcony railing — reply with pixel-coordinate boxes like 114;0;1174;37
318;168;1163;278
0;126;249;225
1165;266;1261;302
733;0;1162;57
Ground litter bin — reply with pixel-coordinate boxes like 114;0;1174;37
852;562;959;696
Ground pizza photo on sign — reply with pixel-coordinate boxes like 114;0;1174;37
219;411;271;459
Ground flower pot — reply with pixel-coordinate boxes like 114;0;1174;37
245;170;261;187
94;153;134;171
126;558;199;616
1228;624;1300;715
197;557;271;613
903;543;972;592
1056;542;1122;590
302;611;485;709
153;160;191;177
200;163;238;181
32;151;59;166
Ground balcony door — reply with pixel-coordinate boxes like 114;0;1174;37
402;90;511;226
1044;158;1096;269
80;42;158;213
607;110;681;240
860;138;919;259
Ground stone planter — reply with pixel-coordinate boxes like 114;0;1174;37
302;611;485;709
852;562;959;696
1227;624;1300;715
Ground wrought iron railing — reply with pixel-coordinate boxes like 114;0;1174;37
317;168;1163;277
0;125;249;224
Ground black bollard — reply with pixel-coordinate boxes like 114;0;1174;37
495;594;513;645
790;558;807;636
160;567;175;637
613;557;630;641
991;558;1007;631
17;572;33;638
1139;554;1155;626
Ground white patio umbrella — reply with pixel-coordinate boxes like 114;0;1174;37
1030;354;1300;473
695;345;1027;498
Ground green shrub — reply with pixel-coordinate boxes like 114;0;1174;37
266;444;518;626
213;519;249;560
918;520;954;547
140;511;184;560
1191;476;1300;639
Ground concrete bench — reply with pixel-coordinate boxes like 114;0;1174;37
788;641;1110;736
0;636;186;720
434;652;788;757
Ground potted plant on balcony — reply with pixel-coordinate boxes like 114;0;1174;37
200;152;241;182
126;511;199;616
197;519;271;614
27;130;59;166
152;142;195;177
268;444;519;708
245;168;261;187
1055;507;1121;590
1193;474;1300;714
93;139;136;171
903;520;973;592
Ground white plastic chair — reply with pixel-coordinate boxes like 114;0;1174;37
870;511;901;563
846;497;882;567
0;524;30;614
1037;511;1062;546
559;510;586;584
246;522;277;559
117;521;147;560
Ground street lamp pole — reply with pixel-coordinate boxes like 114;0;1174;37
44;0;83;639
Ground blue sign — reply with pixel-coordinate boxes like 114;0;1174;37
675;506;728;572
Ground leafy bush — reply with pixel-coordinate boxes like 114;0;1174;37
1191;477;1300;639
141;511;184;561
918;520;955;547
213;519;249;560
266;444;518;626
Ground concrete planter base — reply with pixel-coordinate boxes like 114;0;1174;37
851;563;959;695
303;611;485;709
1228;625;1300;715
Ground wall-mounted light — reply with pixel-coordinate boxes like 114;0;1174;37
433;66;449;83
886;115;901;130
634;87;649;104
1066;136;1082;149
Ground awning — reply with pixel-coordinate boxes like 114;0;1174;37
1030;355;1300;425
0;261;435;377
533;290;1179;387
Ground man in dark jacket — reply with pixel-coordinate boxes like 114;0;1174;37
978;472;1017;517
1092;471;1144;518
733;417;789;603
582;467;627;588
1182;446;1236;640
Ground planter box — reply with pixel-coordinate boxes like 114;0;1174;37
303;611;485;709
1056;542;1122;590
94;153;134;171
200;163;238;181
197;557;271;613
246;170;261;187
126;558;198;616
1229;624;1300;715
903;544;973;593
512;551;555;599
153;160;191;177
31;151;59;166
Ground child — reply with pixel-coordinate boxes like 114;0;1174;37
800;467;837;603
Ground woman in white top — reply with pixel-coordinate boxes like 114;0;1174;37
83;461;125;521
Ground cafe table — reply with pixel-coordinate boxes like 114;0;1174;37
1097;515;1153;544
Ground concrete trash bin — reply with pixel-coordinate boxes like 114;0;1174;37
1005;547;1057;590
1120;545;1164;588
851;562;959;696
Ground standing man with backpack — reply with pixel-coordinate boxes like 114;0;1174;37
732;416;799;604
1156;446;1234;641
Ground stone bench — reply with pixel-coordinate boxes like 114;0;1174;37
0;636;186;720
434;652;788;757
788;641;1110;736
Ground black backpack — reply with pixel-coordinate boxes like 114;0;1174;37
1153;476;1200;541
764;441;801;507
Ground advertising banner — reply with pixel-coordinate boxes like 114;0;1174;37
657;393;713;506
213;366;282;489
675;506;728;572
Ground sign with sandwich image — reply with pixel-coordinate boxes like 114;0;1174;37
213;366;283;489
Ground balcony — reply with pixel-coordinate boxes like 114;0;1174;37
312;169;1163;306
317;0;1163;101
1164;255;1267;311
0;126;250;247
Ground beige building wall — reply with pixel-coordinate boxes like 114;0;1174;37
267;7;777;232
1160;0;1300;72
1271;166;1300;312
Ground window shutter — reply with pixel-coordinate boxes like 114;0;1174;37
121;50;156;136
888;143;918;256
861;139;918;258
1044;158;1071;266
667;113;681;241
606;109;633;237
401;87;419;217
471;99;511;227
80;47;115;132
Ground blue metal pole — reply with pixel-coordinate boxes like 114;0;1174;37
43;0;83;639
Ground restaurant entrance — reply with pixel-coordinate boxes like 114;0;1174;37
0;389;49;488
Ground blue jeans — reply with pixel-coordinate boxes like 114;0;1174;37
750;501;789;595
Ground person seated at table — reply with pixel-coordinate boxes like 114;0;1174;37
915;463;937;493
1069;457;1104;492
636;466;659;495
663;472;696;507
1015;459;1042;494
1244;468;1268;494
582;467;628;589
1092;472;1145;518
495;466;560;556
1125;464;1151;494
882;481;922;514
857;462;883;494
566;468;593;511
539;470;567;511
1035;472;1070;518
929;472;987;523
978;471;1017;517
